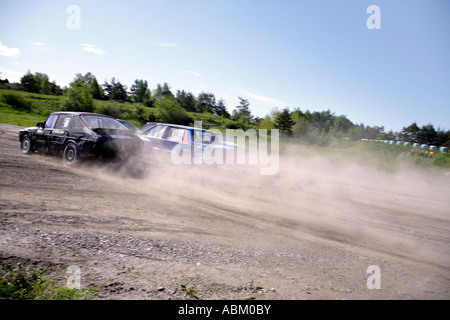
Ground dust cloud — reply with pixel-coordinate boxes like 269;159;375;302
86;142;450;270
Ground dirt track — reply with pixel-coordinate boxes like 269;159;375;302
1;123;449;299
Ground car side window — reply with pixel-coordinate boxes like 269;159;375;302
202;132;214;144
146;125;167;138
100;117;126;129
193;130;202;143
193;130;213;144
165;128;187;143
44;114;58;129
82;115;126;129
72;116;84;129
55;115;73;129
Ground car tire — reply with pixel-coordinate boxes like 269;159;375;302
20;135;33;154
63;142;80;167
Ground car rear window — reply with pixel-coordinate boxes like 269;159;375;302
82;115;126;130
145;125;167;138
165;127;188;143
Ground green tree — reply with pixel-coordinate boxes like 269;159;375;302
417;124;438;145
130;79;150;103
63;82;94;112
143;92;154;108
71;72;103;99
362;125;384;140
20;70;62;95
274;108;295;136
34;72;51;95
232;97;252;121
155;96;192;125
153;82;173;100
72;72;95;86
20;70;38;93
259;115;275;133
348;124;365;141
215;98;230;118
72;73;90;86
103;77;128;102
436;128;450;148
291;109;309;137
50;81;63;95
176;90;197;112
306;110;334;133
400;122;420;143
196;92;216;113
88;76;104;100
333;115;354;134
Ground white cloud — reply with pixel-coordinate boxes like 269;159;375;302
81;43;106;55
32;42;47;47
0;41;20;57
155;43;178;47
180;69;201;77
238;88;284;106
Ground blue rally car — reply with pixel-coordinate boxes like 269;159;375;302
139;122;238;164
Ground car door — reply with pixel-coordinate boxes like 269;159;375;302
142;125;168;152
49;114;73;154
35;113;58;152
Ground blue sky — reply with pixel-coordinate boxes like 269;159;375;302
0;0;449;132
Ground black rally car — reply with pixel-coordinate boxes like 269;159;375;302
19;112;144;166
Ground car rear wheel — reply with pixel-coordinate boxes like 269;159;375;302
63;142;80;167
20;135;32;154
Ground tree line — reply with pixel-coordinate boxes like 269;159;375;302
398;123;449;148
1;70;448;148
10;71;261;128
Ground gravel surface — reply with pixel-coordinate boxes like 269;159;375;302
1;123;449;300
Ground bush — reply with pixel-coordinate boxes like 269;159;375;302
155;97;192;126
0;92;32;112
134;105;150;124
0;264;47;299
432;153;450;168
95;103;123;119
0;264;98;300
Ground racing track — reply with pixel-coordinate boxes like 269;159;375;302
1;123;449;299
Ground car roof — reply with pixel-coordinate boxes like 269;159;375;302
50;111;115;118
145;122;218;133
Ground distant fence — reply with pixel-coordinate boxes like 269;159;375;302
360;139;448;153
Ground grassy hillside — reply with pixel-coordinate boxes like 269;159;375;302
0;89;61;126
0;89;238;130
